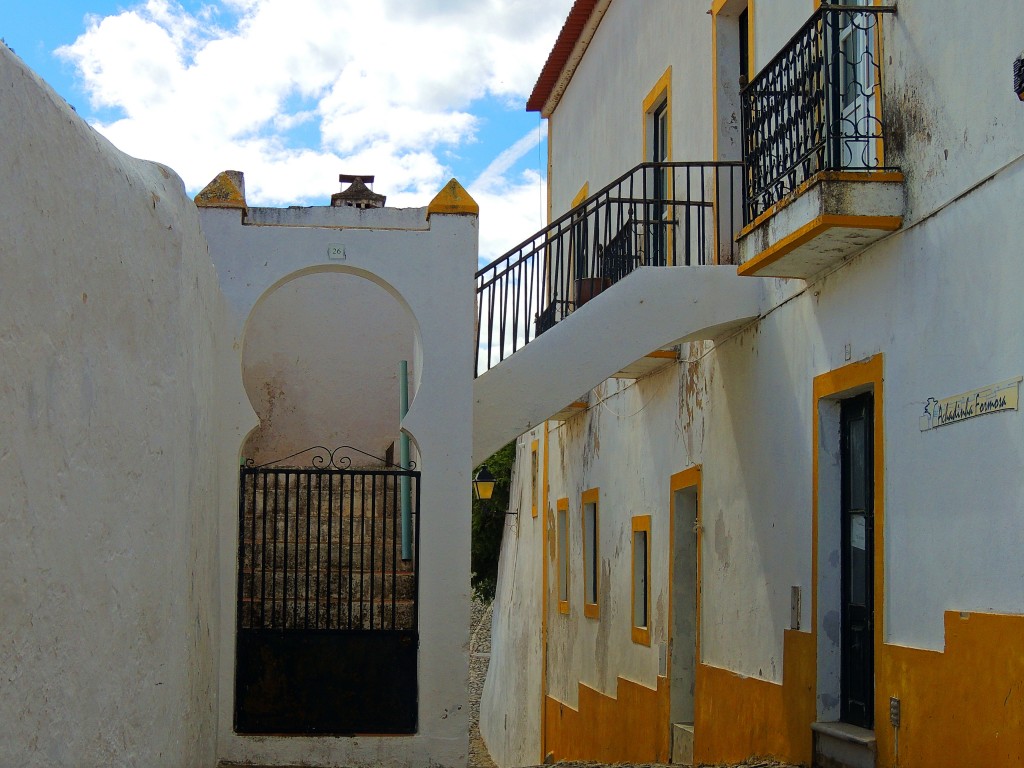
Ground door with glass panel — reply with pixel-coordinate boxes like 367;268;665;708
835;0;878;168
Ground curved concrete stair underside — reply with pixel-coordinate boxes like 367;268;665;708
473;266;763;464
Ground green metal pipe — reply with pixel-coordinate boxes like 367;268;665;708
399;360;413;561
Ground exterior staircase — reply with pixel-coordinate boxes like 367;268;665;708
471;161;763;464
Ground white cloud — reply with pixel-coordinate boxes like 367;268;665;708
471;123;548;263
56;0;572;225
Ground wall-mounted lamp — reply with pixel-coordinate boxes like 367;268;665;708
1015;51;1024;101
473;466;496;500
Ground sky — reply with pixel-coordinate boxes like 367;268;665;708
2;0;573;261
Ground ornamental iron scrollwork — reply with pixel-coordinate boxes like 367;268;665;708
243;444;415;470
741;4;899;223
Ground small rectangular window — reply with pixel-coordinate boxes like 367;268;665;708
582;488;599;618
632;515;652;645
557;498;569;614
531;440;539;518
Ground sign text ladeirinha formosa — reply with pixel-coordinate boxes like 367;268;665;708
920;377;1022;431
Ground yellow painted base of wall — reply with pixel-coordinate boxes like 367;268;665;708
690;613;1024;768
876;611;1024;768
694;629;815;766
544;675;670;763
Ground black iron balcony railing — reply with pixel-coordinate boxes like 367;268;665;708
475;161;743;374
741;4;898;223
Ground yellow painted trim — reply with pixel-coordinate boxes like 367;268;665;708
710;0;754;81
642;66;673;161
568;183;590;282
531;439;540;518
540;424;550;762
871;2;887;167
748;0;756;83
668;467;702;674
544;675;670;762
546;125;553;224
877;611;1024;767
645;350;678;361
813;354;884;749
736;214;902;277
581;487;600;619
642;67;674;262
426;178;479;217
571;183;589;208
711;12;720;163
557;496;570;615
694;630;815;765
710;0;752;259
194;170;247;209
631;514;652;646
740;170;906;236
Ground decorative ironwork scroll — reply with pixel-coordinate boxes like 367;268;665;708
245;444;415;471
741;4;898;222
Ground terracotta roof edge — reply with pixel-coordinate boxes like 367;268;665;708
526;0;607;115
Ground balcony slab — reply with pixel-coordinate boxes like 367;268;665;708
472;266;762;464
613;349;679;380
737;171;905;280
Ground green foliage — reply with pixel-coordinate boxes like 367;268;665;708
471;441;516;601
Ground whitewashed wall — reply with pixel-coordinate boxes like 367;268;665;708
0;45;228;766
479;428;546;768
201;202;477;768
548;0;716;216
241;271;414;465
485;0;1024;761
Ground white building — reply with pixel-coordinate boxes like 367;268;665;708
479;2;1024;768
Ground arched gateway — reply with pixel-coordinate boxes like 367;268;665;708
197;172;478;768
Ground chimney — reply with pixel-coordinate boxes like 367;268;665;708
331;174;386;209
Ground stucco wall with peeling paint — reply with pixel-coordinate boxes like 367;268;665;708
241;271;415;466
0;44;227;766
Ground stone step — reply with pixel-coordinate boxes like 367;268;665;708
812;721;876;768
671;722;694;766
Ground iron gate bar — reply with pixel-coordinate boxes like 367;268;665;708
475;161;744;375
235;460;420;734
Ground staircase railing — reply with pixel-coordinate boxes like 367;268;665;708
475;161;744;374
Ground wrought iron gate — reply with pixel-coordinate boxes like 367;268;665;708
234;447;419;735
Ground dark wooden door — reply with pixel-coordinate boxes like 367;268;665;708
840;393;874;728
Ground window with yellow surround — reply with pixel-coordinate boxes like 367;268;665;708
632;515;652;645
582;488;599;619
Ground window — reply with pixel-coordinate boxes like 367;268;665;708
632;515;652;645
531;440;539;518
557;497;569;614
643;68;672;266
582;488;599;618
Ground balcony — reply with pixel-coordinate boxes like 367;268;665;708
473;162;762;462
476;161;744;374
736;4;904;279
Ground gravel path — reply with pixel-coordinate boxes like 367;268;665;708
469;598;497;768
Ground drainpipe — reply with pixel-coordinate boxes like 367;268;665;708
399;360;413;561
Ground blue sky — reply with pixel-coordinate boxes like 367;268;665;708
3;0;571;259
